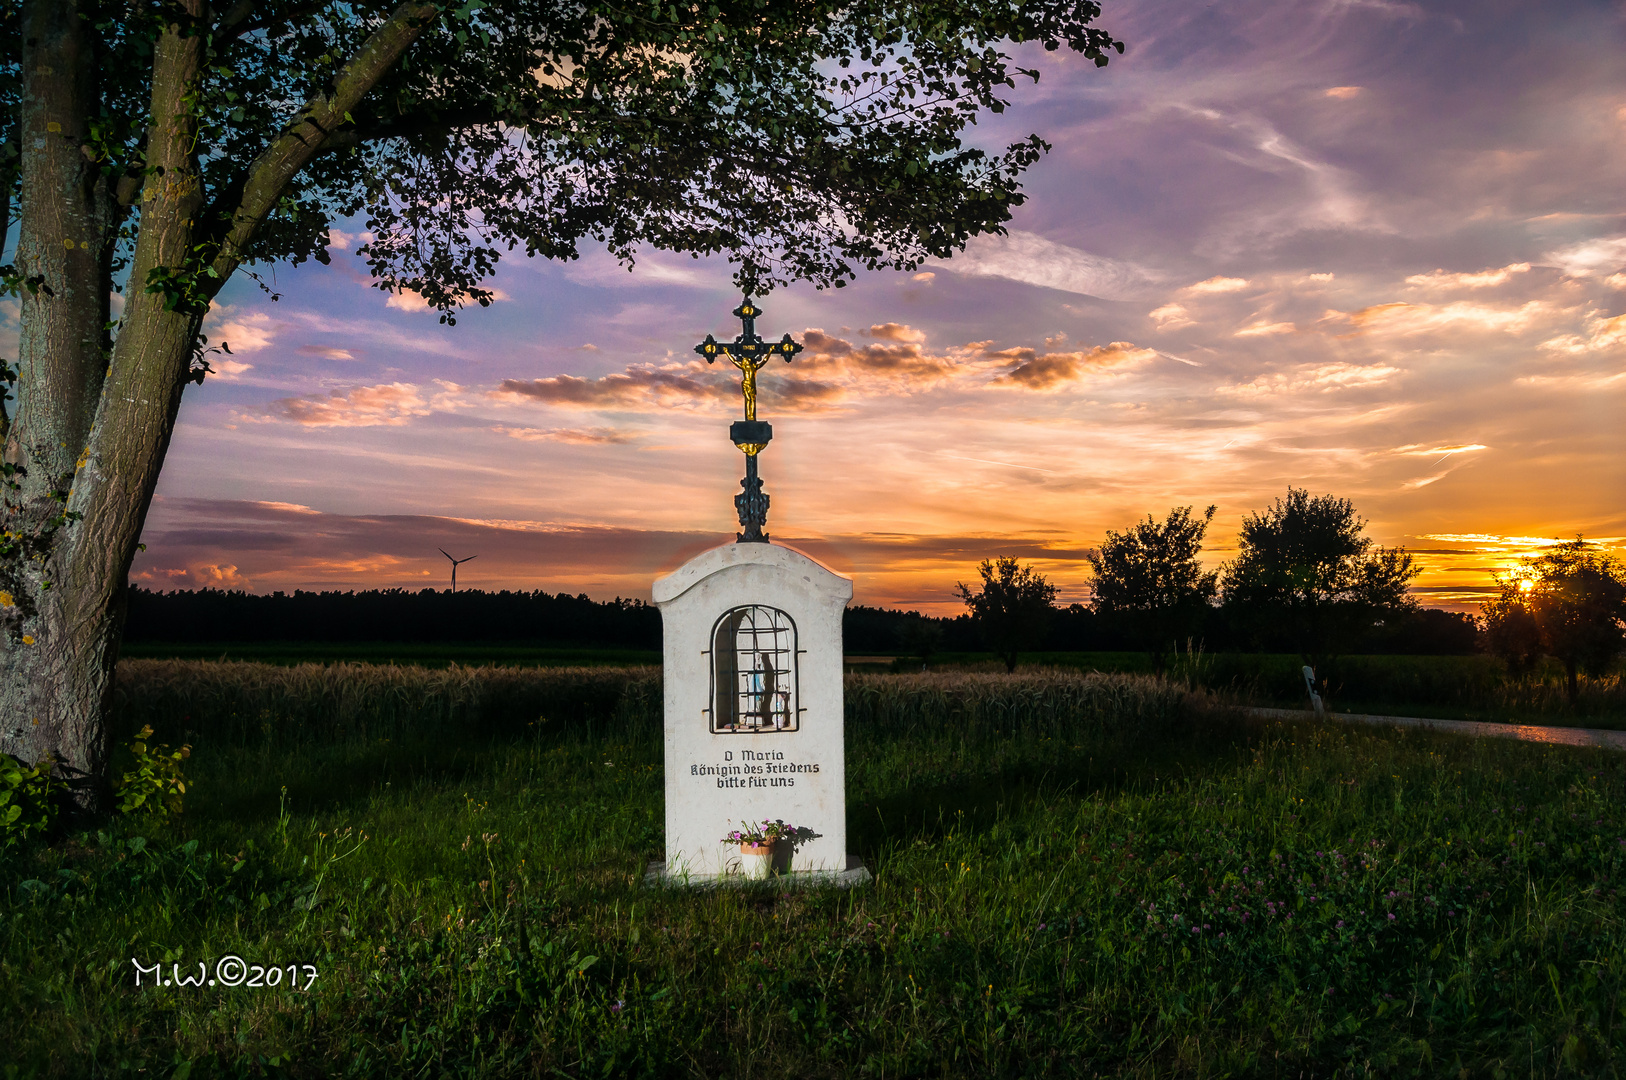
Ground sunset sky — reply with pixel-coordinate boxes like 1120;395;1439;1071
32;0;1624;614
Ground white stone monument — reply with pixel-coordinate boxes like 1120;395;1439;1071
647;298;867;886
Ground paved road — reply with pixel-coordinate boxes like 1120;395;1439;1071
1248;707;1626;752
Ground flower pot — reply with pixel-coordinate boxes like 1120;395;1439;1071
739;841;776;879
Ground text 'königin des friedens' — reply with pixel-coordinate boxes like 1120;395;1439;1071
691;754;821;788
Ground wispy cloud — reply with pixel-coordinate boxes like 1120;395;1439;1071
1541;236;1626;278
1405;264;1531;290
270;383;431;426
492;425;635;444
1222;362;1401;396
1185;276;1251;294
1394;443;1489;459
933;230;1160;300
1149;303;1193;328
1339;300;1556;336
297;345;357;361
1234;320;1296;337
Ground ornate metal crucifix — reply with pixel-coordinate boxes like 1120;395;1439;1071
695;298;802;542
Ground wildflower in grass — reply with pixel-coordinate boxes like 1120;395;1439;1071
610;999;624;1014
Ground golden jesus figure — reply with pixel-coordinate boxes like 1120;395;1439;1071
695;298;802;423
733;349;767;421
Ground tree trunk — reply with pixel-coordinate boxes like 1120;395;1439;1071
1565;658;1579;707
0;0;436;809
0;0;203;810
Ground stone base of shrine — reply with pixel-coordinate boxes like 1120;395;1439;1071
644;854;870;889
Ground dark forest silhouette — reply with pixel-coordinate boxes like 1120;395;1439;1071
123;588;1479;655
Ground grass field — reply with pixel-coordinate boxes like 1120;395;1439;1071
119;644;1626;729
7;666;1626;1076
915;651;1626;730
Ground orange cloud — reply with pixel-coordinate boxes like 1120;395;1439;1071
129;561;248;588
1539;311;1626;355
495;359;843;413
1340;300;1554;336
799;327;955;381
495;363;734;410
492;425;635;444
989;341;1157;389
272;383;430;426
202;305;275;352
862;323;928;343
1405;263;1531;289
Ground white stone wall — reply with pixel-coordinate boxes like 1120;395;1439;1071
653;542;852;879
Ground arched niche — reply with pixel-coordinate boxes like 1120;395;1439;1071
708;605;799;733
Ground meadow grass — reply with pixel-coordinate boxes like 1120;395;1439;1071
116;646;1626;731
6;668;1626;1076
924;652;1626;729
111;660;663;746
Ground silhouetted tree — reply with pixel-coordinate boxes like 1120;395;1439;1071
1482;589;1544;675
899;613;946;668
1221;489;1419;697
955;557;1057;673
1483;538;1626;705
1087;505;1218;674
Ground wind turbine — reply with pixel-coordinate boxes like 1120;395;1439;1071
439;548;478;593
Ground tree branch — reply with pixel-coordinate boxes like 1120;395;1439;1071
212;0;335;43
204;0;439;287
213;0;255;35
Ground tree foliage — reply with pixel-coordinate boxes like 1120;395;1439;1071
1482;538;1626;704
2;0;1125;313
1086;504;1217;673
955;556;1056;673
1220;489;1418;687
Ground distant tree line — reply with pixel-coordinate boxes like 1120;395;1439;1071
124;588;663;649
947;488;1624;701
124;583;1478;658
128;488;1510;668
845;599;1478;658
